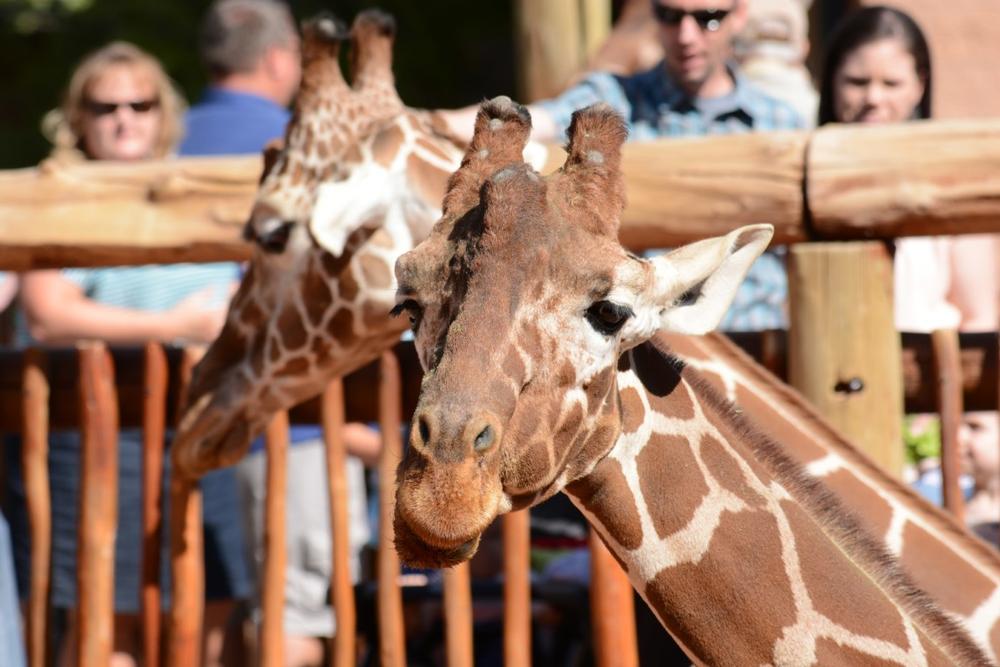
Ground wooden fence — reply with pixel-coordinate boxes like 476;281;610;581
2;328;990;666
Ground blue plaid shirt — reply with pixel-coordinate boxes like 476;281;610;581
538;62;805;331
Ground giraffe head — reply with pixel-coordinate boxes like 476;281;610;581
392;97;773;567
172;10;459;478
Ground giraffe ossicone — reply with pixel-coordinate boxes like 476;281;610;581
392;97;990;666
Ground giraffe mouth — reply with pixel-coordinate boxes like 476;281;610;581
392;509;483;568
172;391;257;478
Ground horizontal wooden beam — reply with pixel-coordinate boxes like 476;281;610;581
0;333;994;433
3;118;1000;269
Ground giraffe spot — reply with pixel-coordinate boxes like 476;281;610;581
360;301;388;330
554;360;576;387
336;267;360;302
320;249;351;278
303;263;334;328
816;469;892;540
812;639;912;666
565;457;642;550
315;139;329;161
407;154;451;208
552;403;584;459
359;254;392;288
313;337;332;365
787;499;911;647
249;333;266;377
899;521;992;617
637;433;709;539
416;136;456;163
619;386;645;434
239;298;266;329
372;124;405;168
343;142;362;165
642;510;795;666
564;412;619;482
277;302;308;350
275;356;310;377
501;349;525;384
631;344;690;418
733;384;828;463
328;308;357;344
699;435;766;508
267;334;282;363
291;161;304;186
583;366;613;415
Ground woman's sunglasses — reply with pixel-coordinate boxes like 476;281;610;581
651;4;731;32
83;98;160;116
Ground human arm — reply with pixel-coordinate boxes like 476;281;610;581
342;422;382;467
433;101;560;145
947;234;999;332
21;270;227;345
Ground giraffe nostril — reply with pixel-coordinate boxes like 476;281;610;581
418;416;431;445
257;220;296;254
473;424;494;452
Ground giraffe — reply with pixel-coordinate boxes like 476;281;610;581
390;97;991;665
663;330;1000;661
171;9;465;477
167;8;1000;658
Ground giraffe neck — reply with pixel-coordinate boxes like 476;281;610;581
664;331;1000;661
563;340;987;666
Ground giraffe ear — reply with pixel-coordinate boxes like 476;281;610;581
651;224;774;335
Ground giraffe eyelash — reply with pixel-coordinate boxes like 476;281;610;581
391;298;422;329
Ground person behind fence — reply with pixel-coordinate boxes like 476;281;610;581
818;5;1000;521
179;2;381;665
3;41;246;667
436;0;806;332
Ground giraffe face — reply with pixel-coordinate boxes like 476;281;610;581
391;98;772;567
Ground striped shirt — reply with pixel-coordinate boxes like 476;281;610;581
538;62;805;331
62;263;238;313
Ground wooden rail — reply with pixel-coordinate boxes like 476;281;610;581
3;119;1000;269
7;329;989;666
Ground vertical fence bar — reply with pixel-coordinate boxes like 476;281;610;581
167;347;204;667
931;329;966;522
377;352;407;667
142;342;167;667
589;530;638;667
503;510;531;667
321;380;356;667
76;343;119;667
21;349;50;667
261;410;289;667
443;563;474;667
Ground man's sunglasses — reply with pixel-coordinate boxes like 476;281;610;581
651;4;731;32
83;98;160;116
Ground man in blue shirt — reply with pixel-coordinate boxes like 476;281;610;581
181;3;378;666
438;0;805;331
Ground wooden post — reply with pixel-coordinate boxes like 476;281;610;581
141;342;168;667
321;380;356;667
513;0;612;102
21;349;50;667
167;348;204;667
377;352;407;667
932;329;966;522
261;410;290;667
76;343;119;667
443;564;474;667
503;511;531;667
788;242;904;476
589;530;638;667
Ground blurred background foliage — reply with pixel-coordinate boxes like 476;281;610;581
0;0;519;169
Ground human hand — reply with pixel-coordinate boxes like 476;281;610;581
168;286;231;344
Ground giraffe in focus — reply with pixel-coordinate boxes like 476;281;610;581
391;96;990;665
172;9;465;477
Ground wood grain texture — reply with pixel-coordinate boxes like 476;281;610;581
788;242;904;476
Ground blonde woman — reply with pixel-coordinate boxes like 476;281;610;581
8;42;247;667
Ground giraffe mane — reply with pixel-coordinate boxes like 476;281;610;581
645;336;992;666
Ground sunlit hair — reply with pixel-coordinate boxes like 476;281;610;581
42;41;187;160
817;5;932;126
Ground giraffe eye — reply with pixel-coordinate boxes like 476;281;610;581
585;300;632;336
391;298;422;329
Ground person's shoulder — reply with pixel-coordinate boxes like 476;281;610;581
736;75;807;130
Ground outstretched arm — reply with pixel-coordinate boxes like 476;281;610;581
21;270;228;345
